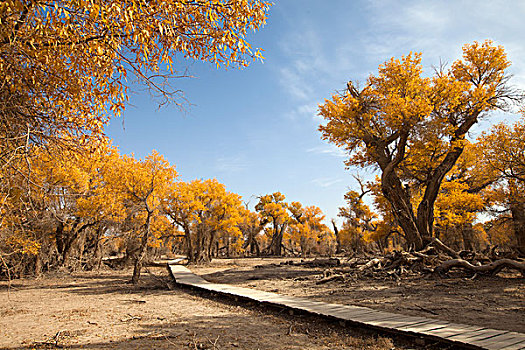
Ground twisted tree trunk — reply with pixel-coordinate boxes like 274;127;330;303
132;211;152;284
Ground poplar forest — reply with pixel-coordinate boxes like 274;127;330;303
1;1;524;349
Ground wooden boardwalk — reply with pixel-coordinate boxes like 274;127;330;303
167;264;525;350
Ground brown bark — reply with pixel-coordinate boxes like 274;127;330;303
510;201;525;256
266;223;286;256
435;258;525;275
331;219;342;254
460;223;475;251
416;143;466;241
429;237;460;259
131;212;152;284
381;170;423;249
242;230;261;256
358;257;387;271
56;219;94;267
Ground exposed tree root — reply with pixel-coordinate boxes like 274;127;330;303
333;247;524;279
435;258;525;275
358;258;385;271
426;237;460;259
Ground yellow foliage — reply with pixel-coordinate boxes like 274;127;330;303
319;40;517;249
164;178;244;261
1;0;271;156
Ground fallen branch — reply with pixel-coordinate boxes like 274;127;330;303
316;274;345;285
358;258;385;271
435;258;525;275
427;238;460;259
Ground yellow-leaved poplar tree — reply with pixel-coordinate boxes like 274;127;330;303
107;150;177;283
255;192;289;256
163;179;243;263
319;41;521;250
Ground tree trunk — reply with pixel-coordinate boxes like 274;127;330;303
90;225;104;270
435;258;525;275
460;223;475;251
268;224;286;255
416;144;465;243
184;225;194;262
55;221;65;259
251;238;260;256
243;230;261;257
331;220;342;254
300;236;307;258
132;212;151;284
510;201;525;256
59;220;94;267
34;252;42;276
381;171;424;250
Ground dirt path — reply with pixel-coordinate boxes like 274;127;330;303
0;267;399;350
192;258;525;334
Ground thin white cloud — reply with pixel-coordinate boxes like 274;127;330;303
277;28;334;102
311;177;343;188
307;145;346;158
279;67;314;101
214;156;248;173
284;102;318;121
364;0;525;74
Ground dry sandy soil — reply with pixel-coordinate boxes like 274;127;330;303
0;257;523;349
0;265;403;350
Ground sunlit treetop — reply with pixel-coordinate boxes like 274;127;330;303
319;41;519;172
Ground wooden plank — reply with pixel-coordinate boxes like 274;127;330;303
446;328;492;343
333;307;378;319
499;340;525;350
398;320;450;333
472;332;525;350
455;329;509;343
370;316;431;330
317;304;358;314
298;301;350;315
424;323;485;339
260;295;297;304
365;316;420;328
319;303;371;312
347;311;400;323
321;305;376;318
323;308;372;320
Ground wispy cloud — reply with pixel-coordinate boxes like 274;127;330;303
279;67;314;101
307;145;346;158
364;0;525;76
214;156;249;173
284;103;318;121
277;29;329;101
311;177;343;188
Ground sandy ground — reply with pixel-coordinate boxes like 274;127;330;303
1;257;522;350
0;266;403;350
192;258;525;334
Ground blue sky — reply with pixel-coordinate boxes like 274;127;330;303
105;0;525;222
